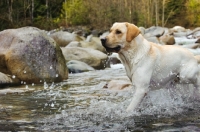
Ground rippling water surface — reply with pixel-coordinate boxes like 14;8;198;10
1;65;200;131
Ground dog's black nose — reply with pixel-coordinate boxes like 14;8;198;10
100;38;107;44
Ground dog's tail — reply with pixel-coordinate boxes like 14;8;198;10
195;55;200;64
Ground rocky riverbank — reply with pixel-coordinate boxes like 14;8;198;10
0;25;199;88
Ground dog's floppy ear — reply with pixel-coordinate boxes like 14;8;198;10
125;22;140;42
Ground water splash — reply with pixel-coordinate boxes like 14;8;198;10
44;82;48;89
35;67;200;131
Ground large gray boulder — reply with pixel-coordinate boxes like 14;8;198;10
61;47;108;69
0;27;68;84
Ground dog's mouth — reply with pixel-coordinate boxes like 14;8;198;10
102;43;121;53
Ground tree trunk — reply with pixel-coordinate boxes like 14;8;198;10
7;0;13;22
46;0;49;20
162;0;165;27
31;0;34;25
129;0;132;22
155;0;158;26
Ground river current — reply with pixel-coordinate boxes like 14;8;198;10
1;64;200;131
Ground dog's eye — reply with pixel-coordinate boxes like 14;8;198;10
116;30;122;34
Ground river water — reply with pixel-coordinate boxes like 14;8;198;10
1;64;200;131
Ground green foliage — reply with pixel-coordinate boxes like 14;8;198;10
186;0;200;26
165;0;187;26
61;0;89;26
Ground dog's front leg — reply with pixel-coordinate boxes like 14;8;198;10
126;85;148;112
126;66;152;112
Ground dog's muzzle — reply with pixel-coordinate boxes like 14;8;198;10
100;38;121;53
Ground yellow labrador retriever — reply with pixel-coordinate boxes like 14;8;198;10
101;22;200;112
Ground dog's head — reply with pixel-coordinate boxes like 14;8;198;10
101;22;140;53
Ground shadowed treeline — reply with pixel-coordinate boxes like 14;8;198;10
0;0;200;31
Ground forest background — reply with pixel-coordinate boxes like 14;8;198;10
0;0;200;31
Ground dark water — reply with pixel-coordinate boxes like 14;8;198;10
1;66;200;131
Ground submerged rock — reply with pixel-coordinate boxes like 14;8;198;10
105;79;132;90
67;60;95;73
0;27;68;84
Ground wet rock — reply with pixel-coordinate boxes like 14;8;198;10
171;26;186;32
143;26;171;44
61;47;108;69
50;31;83;47
66;41;81;47
139;27;145;35
186;27;200;39
170;26;192;38
145;37;160;44
105;79;132;90
80;35;106;53
193;31;200;39
172;32;188;37
67;60;95;73
107;53;121;66
91;29;104;37
182;43;200;49
144;26;166;38
0;27;68;84
0;72;20;87
100;31;109;39
175;37;197;45
159;35;175;45
196;38;200;43
66;36;106;53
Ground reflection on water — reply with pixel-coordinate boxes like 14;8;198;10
1;65;200;131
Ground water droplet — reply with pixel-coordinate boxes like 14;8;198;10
32;83;34;86
21;81;23;84
25;85;28;89
51;103;55;107
56;74;58;77
44;82;48;89
12;75;16;79
24;71;26;73
24;82;26;84
58;107;61;111
50;82;55;89
50;65;52;69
